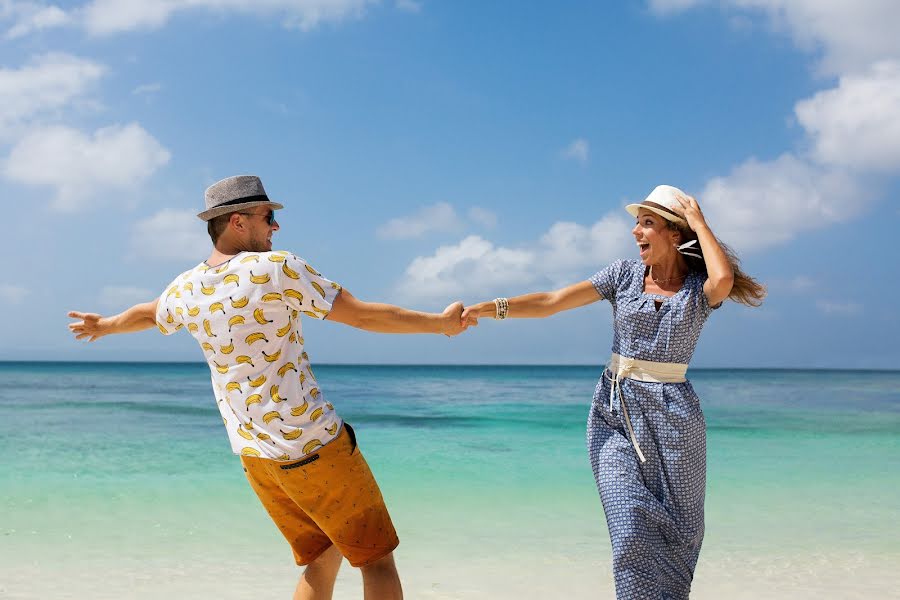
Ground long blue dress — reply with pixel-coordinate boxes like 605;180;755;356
587;259;718;600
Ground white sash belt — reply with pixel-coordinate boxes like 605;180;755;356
606;353;688;464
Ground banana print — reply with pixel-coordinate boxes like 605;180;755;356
270;385;285;403
276;320;292;338
290;399;309;416
249;271;270;284
281;428;303;441
203;319;216;337
277;362;297;377
262;410;283;424
245;332;268;345
156;323;168;334
158;254;344;462
245;394;263;410
302;439;323;455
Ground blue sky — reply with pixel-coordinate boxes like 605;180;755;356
1;0;897;368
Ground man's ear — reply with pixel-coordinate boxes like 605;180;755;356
229;212;245;232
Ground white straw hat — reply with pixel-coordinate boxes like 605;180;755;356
625;185;687;226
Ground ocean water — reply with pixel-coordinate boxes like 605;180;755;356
1;363;897;599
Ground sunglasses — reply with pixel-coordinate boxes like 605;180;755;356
239;210;276;225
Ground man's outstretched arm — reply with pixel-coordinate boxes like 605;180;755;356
68;299;159;342
325;289;467;336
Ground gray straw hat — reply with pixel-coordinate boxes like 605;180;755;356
197;175;284;221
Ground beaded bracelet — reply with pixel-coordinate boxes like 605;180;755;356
493;297;509;320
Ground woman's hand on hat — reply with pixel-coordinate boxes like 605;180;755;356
674;193;708;232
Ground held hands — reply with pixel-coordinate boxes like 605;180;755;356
673;193;708;232
67;311;108;342
441;301;469;337
460;305;481;329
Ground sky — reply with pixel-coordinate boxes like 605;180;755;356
0;0;898;368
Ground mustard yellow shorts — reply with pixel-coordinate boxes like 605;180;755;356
240;424;399;567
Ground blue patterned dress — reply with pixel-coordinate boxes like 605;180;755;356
587;259;718;600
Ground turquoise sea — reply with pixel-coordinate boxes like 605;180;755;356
1;363;898;599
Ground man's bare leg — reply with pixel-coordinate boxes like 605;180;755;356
360;552;403;600
294;544;343;600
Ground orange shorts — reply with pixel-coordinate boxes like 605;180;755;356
240;423;399;567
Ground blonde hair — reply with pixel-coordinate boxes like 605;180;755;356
668;222;766;307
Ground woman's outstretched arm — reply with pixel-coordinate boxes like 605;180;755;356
461;280;601;326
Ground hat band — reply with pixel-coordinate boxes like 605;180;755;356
641;201;683;221
214;194;270;209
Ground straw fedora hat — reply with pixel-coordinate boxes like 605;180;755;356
625;185;687;226
197;175;284;221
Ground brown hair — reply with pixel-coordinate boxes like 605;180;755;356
668;222;766;307
207;213;233;244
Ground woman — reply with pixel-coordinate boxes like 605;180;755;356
462;185;765;599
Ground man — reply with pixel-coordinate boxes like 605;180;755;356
67;175;468;600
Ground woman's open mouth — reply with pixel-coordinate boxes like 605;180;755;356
638;242;650;258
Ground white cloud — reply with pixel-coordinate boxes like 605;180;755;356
132;82;162;95
395;0;421;13
0;284;28;304
131;209;210;261
4;122;171;211
4;4;69;39
648;0;900;75
376;202;463;240
562;138;589;164
0;53;105;138
795;61;900;172
75;0;377;36
787;275;816;293
816;300;861;316
699;153;870;252
468;206;497;228
100;285;155;308
395;212;634;301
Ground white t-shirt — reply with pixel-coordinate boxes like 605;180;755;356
156;250;342;461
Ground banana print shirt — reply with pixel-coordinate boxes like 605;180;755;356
155;250;343;461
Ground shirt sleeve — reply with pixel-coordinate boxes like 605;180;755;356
276;253;342;320
693;272;721;320
590;259;626;304
155;276;186;335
